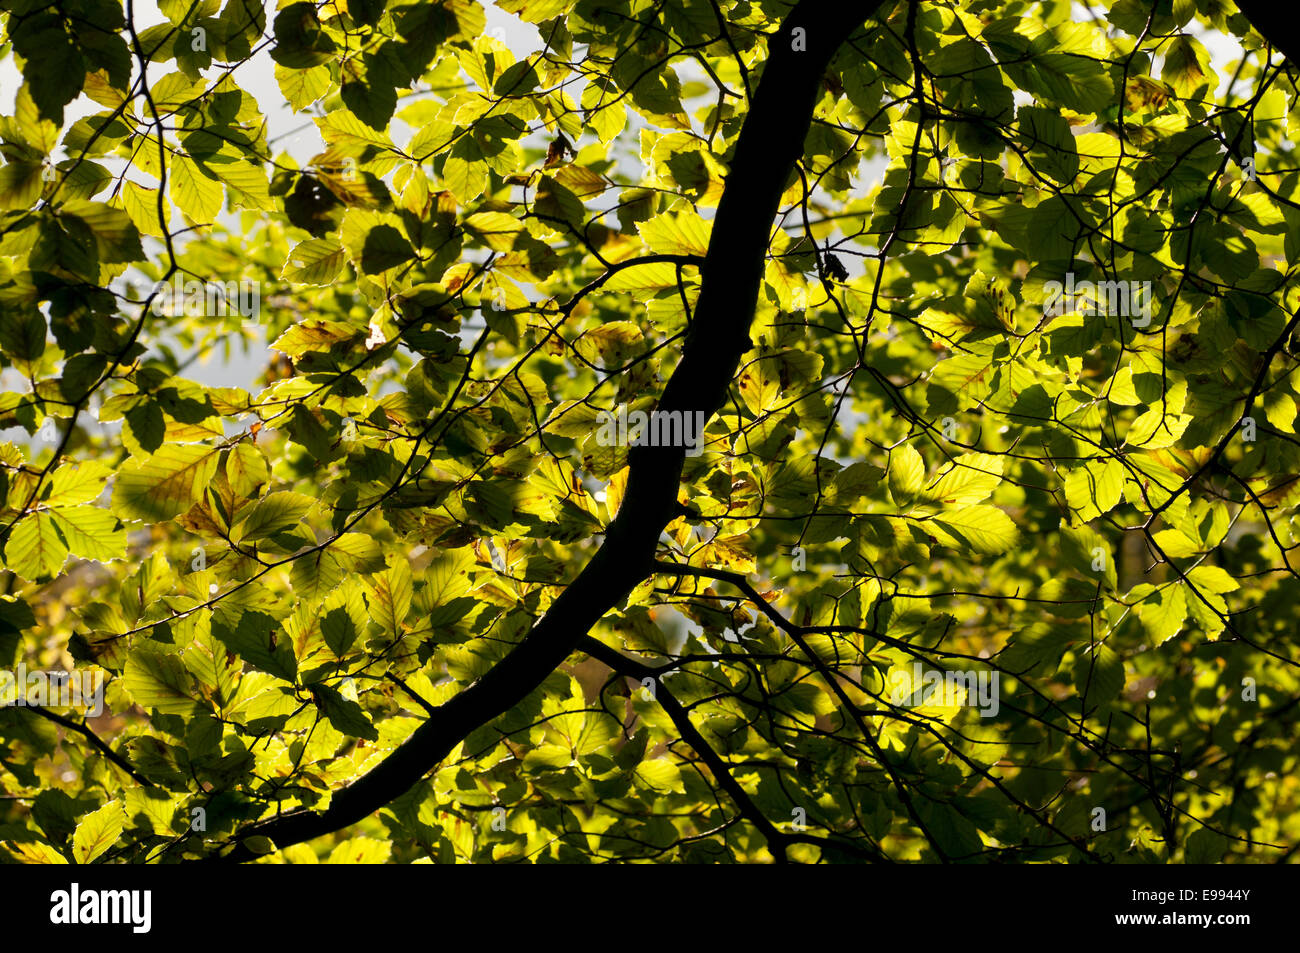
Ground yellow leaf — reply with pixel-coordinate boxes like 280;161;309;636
636;209;710;256
72;802;125;864
111;445;221;521
170;156;223;222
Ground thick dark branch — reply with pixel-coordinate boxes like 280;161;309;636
1235;1;1300;65
213;0;887;863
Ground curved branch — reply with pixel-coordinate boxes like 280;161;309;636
25;706;148;787
1235;1;1300;65
213;0;888;863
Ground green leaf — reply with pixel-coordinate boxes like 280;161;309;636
926;505;1019;555
271;2;337;69
124;399;165;455
62;201;144;263
341;58;399;131
111;445;221;522
0;160;45;211
1064;457;1125;523
921;453;1003;505
637;210;710;256
312;682;379;740
1073;642;1124;706
916;800;984;861
1017;105;1079;184
231;492;317;542
282;238;347;285
340;211;414;274
1184;827;1230;864
225;443;270;498
170;155;224;221
1136;583;1188;646
463;211;525;251
888;444;925;507
124;643;200;716
3;512;70;581
49;506;126;563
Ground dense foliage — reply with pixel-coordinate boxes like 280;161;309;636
1;0;1298;864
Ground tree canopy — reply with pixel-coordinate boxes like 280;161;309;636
1;0;1299;864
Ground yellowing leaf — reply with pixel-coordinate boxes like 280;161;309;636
1137;584;1188;646
926;505;1019;554
463;211;524;251
443;154;487;203
44;461;113;507
365;558;413;638
1187;565;1238;594
326;837;393;864
602;261;680;295
72;802;125;864
10;841;69;864
636;209;710;256
738;356;782;415
276;62;330;111
1125;408;1192;449
111;445;220;522
50;506;126;563
208;159;273;211
3;512;69;581
424;548;475;604
282;238;347;285
885;663;967;724
634;757;685;794
170;155;224;222
1064;457;1125;523
119;181;171;238
1151;527;1200;558
225;443;270;498
271;319;360;357
1264;389;1296;434
888;444;926;507
922;453;1004;505
496;0;573;23
1162;35;1215;98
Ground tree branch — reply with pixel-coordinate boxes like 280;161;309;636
25;706;148;787
1235;1;1300;65
213;0;888;863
